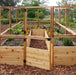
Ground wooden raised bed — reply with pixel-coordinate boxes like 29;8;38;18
0;29;76;70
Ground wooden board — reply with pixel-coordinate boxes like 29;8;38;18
26;47;49;70
54;46;76;66
0;46;50;70
0;46;24;65
31;29;45;37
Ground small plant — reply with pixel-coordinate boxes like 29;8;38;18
59;29;65;34
15;29;22;34
54;27;57;32
7;38;14;41
9;44;13;46
15;41;19;44
20;44;23;46
63;38;73;46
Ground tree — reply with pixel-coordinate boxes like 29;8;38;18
22;0;48;6
0;0;20;6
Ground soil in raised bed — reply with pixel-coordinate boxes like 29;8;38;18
30;39;48;50
0;64;76;75
3;38;64;47
3;38;24;46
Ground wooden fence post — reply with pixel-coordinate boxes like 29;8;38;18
0;8;1;46
55;9;56;21
37;9;39;27
50;7;54;70
51;7;54;66
9;8;11;34
16;8;18;24
59;8;61;29
59;8;61;23
24;8;27;65
20;8;22;21
65;8;67;34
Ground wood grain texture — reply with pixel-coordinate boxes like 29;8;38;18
54;46;76;66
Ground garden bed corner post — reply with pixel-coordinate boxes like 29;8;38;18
50;7;54;70
24;8;27;65
0;8;1;46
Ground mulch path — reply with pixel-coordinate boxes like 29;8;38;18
30;39;48;49
0;64;76;75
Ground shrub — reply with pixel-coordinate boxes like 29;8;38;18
63;38;73;46
39;12;44;19
27;10;36;18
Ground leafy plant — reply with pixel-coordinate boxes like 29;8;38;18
54;27;57;32
7;38;14;41
10;27;14;34
63;38;73;46
59;29;65;34
15;29;22;34
15;41;19;44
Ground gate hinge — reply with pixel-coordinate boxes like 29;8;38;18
24;31;26;34
23;60;26;63
24;39;26;41
46;38;51;41
24;9;26;12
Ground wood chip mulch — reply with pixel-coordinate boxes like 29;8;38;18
0;64;76;75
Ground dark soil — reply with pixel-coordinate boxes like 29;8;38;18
3;38;24;46
0;64;76;75
30;39;48;49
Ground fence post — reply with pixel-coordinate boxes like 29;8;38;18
9;8;11;34
50;7;54;70
24;8;27;65
65;8;67;34
20;8;22;21
0;8;1;46
55;9;56;21
51;7;54;66
16;8;18;24
37;9;39;27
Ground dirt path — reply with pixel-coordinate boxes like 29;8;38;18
0;64;76;75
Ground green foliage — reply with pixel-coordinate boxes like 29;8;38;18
61;16;76;28
54;27;57;32
12;18;16;23
63;38;73;46
59;29;65;34
15;41;19;44
27;18;37;21
10;27;14;34
1;19;9;24
27;10;36;18
7;38;14;41
0;0;20;6
39;12;44;19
